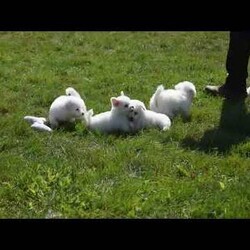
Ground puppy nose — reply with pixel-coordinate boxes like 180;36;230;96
82;112;84;115
129;117;134;122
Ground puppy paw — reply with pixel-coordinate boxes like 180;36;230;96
31;122;53;132
24;116;47;125
162;125;170;131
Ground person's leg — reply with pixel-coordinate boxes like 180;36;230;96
205;31;250;99
224;31;250;92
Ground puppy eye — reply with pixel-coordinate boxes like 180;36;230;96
76;108;79;111
124;104;128;108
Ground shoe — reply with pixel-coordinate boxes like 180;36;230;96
205;85;247;100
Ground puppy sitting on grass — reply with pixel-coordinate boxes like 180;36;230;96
24;87;87;131
149;81;196;120
128;99;171;132
49;87;87;129
85;92;131;134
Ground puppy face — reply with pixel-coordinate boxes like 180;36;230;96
128;100;145;122
174;81;196;99
66;99;85;119
110;95;131;114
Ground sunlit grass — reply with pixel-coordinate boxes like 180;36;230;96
0;31;250;218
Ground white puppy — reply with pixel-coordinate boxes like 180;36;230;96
24;87;86;131
49;95;87;129
149;81;196;119
85;93;131;133
128;100;171;132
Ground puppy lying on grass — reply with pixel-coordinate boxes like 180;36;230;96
128;99;171;132
85;92;132;134
120;91;171;132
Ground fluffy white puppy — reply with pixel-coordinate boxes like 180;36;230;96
128;100;171;132
49;95;87;129
149;81;196;119
85;93;131;133
24;87;86;131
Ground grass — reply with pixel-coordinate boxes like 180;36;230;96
0;31;250;218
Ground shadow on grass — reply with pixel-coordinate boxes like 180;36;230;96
181;99;250;154
54;123;78;132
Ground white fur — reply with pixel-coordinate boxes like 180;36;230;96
24;87;86;132
247;87;250;95
130;99;146;110
24;115;52;133
24;116;47;125
49;95;87;129
128;100;171;132
120;91;147;110
31;122;53;132
65;87;82;99
85;93;131;133
149;81;196;119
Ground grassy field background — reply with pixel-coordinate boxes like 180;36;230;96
0;31;250;218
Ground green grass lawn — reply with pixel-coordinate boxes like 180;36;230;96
1;31;250;218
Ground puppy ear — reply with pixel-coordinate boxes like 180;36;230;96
139;105;146;111
111;97;120;107
88;109;94;116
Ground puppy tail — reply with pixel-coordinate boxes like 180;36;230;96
24;115;47;125
65;87;81;99
155;85;164;97
152;84;164;108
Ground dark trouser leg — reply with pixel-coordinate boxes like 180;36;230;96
223;31;250;93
